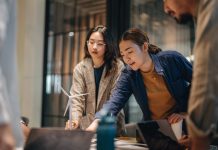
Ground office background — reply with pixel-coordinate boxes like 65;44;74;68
17;0;194;128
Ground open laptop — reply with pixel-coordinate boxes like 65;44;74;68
24;128;94;150
136;120;184;150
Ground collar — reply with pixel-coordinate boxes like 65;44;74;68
149;53;164;75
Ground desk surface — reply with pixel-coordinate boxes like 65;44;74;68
90;137;148;150
24;128;148;150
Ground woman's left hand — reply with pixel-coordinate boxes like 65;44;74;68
167;113;185;124
179;135;191;149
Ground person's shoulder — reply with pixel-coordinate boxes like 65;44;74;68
74;58;92;71
157;50;184;59
115;59;124;70
121;64;136;77
77;58;92;67
156;50;190;66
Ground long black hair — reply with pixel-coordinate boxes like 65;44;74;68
120;28;162;54
84;25;119;77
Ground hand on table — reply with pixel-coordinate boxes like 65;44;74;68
85;119;100;132
179;135;191;149
65;120;79;130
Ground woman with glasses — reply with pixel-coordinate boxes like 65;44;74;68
65;25;125;136
87;28;192;148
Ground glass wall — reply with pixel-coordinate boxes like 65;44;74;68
42;0;106;127
131;0;194;56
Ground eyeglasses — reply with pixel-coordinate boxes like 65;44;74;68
87;40;106;48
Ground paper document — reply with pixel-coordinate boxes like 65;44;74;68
171;119;183;140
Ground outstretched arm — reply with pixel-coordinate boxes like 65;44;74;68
87;68;133;132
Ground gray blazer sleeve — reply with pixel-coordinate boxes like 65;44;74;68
0;69;10;124
0;0;9;47
187;0;218;138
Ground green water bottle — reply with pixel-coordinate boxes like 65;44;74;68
97;110;116;150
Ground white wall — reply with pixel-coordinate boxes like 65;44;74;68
17;0;45;127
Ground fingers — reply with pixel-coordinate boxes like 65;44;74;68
180;134;188;140
85;126;96;132
167;113;184;124
73;121;79;129
85;119;100;132
178;135;191;149
65;120;79;130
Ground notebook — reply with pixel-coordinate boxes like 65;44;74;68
24;128;94;150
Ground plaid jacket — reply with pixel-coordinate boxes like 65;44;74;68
70;58;125;136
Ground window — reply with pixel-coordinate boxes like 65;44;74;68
42;0;106;127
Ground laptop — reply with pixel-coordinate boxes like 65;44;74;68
136;120;183;150
24;128;94;150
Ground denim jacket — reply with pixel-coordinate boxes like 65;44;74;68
96;50;192;121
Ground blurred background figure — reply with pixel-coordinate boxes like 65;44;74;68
163;0;218;149
0;0;24;149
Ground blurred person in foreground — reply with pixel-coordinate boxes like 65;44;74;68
163;0;218;149
0;0;24;149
